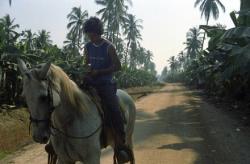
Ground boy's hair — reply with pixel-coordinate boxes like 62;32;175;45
83;17;104;35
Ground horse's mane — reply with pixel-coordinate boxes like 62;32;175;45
48;64;89;112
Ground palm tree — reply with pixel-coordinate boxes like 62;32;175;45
194;0;226;48
161;66;168;81
0;23;4;50
168;56;179;72
63;34;79;60
136;46;146;67
114;36;126;60
95;0;132;44
0;14;19;47
144;50;154;71
124;14;143;58
64;34;76;51
21;30;35;52
184;27;202;59
178;51;186;71
95;0;114;39
128;42;138;69
148;62;157;75
35;29;52;50
67;7;88;49
194;0;226;25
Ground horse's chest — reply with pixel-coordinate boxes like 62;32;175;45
51;135;90;161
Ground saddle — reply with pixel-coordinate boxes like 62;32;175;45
82;86;126;148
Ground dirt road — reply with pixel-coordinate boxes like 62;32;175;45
2;83;250;164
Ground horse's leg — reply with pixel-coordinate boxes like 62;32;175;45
127;133;135;164
84;152;101;164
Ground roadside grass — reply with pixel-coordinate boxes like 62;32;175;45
0;108;32;160
0;151;8;160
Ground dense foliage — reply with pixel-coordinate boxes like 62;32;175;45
115;67;157;88
162;0;250;103
0;1;157;105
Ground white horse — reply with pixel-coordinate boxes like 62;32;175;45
18;59;136;164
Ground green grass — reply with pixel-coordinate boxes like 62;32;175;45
0;151;9;160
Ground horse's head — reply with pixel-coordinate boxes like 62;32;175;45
18;59;60;144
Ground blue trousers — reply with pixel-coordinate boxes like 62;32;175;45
88;81;126;142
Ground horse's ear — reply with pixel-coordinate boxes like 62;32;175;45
17;58;28;76
39;62;51;80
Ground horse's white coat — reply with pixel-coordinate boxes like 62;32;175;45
18;60;136;164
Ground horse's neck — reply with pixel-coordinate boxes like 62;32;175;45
52;88;101;134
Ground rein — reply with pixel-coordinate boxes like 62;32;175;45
50;123;102;139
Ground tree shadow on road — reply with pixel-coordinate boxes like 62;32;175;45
133;98;227;164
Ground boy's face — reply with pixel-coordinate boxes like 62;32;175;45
86;32;100;43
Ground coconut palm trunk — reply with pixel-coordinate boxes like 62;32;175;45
124;39;130;66
239;0;250;26
126;39;131;56
240;0;250;10
201;18;209;49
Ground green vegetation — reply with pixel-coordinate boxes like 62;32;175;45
0;1;157;106
0;151;8;160
162;0;250;104
0;108;30;160
116;66;157;88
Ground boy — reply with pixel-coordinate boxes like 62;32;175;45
83;17;130;163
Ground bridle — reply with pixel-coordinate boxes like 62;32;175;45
28;78;55;135
28;78;102;139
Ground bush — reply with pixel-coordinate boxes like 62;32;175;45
115;67;157;88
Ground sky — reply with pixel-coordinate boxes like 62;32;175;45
0;0;241;74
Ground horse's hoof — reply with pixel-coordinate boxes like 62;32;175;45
117;150;130;163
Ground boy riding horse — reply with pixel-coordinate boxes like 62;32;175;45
83;17;130;163
45;17;131;164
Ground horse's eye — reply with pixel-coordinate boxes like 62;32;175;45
39;95;48;102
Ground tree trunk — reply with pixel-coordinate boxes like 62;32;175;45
201;19;209;50
239;0;250;26
124;53;128;66
0;68;3;89
126;39;131;58
240;0;250;11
